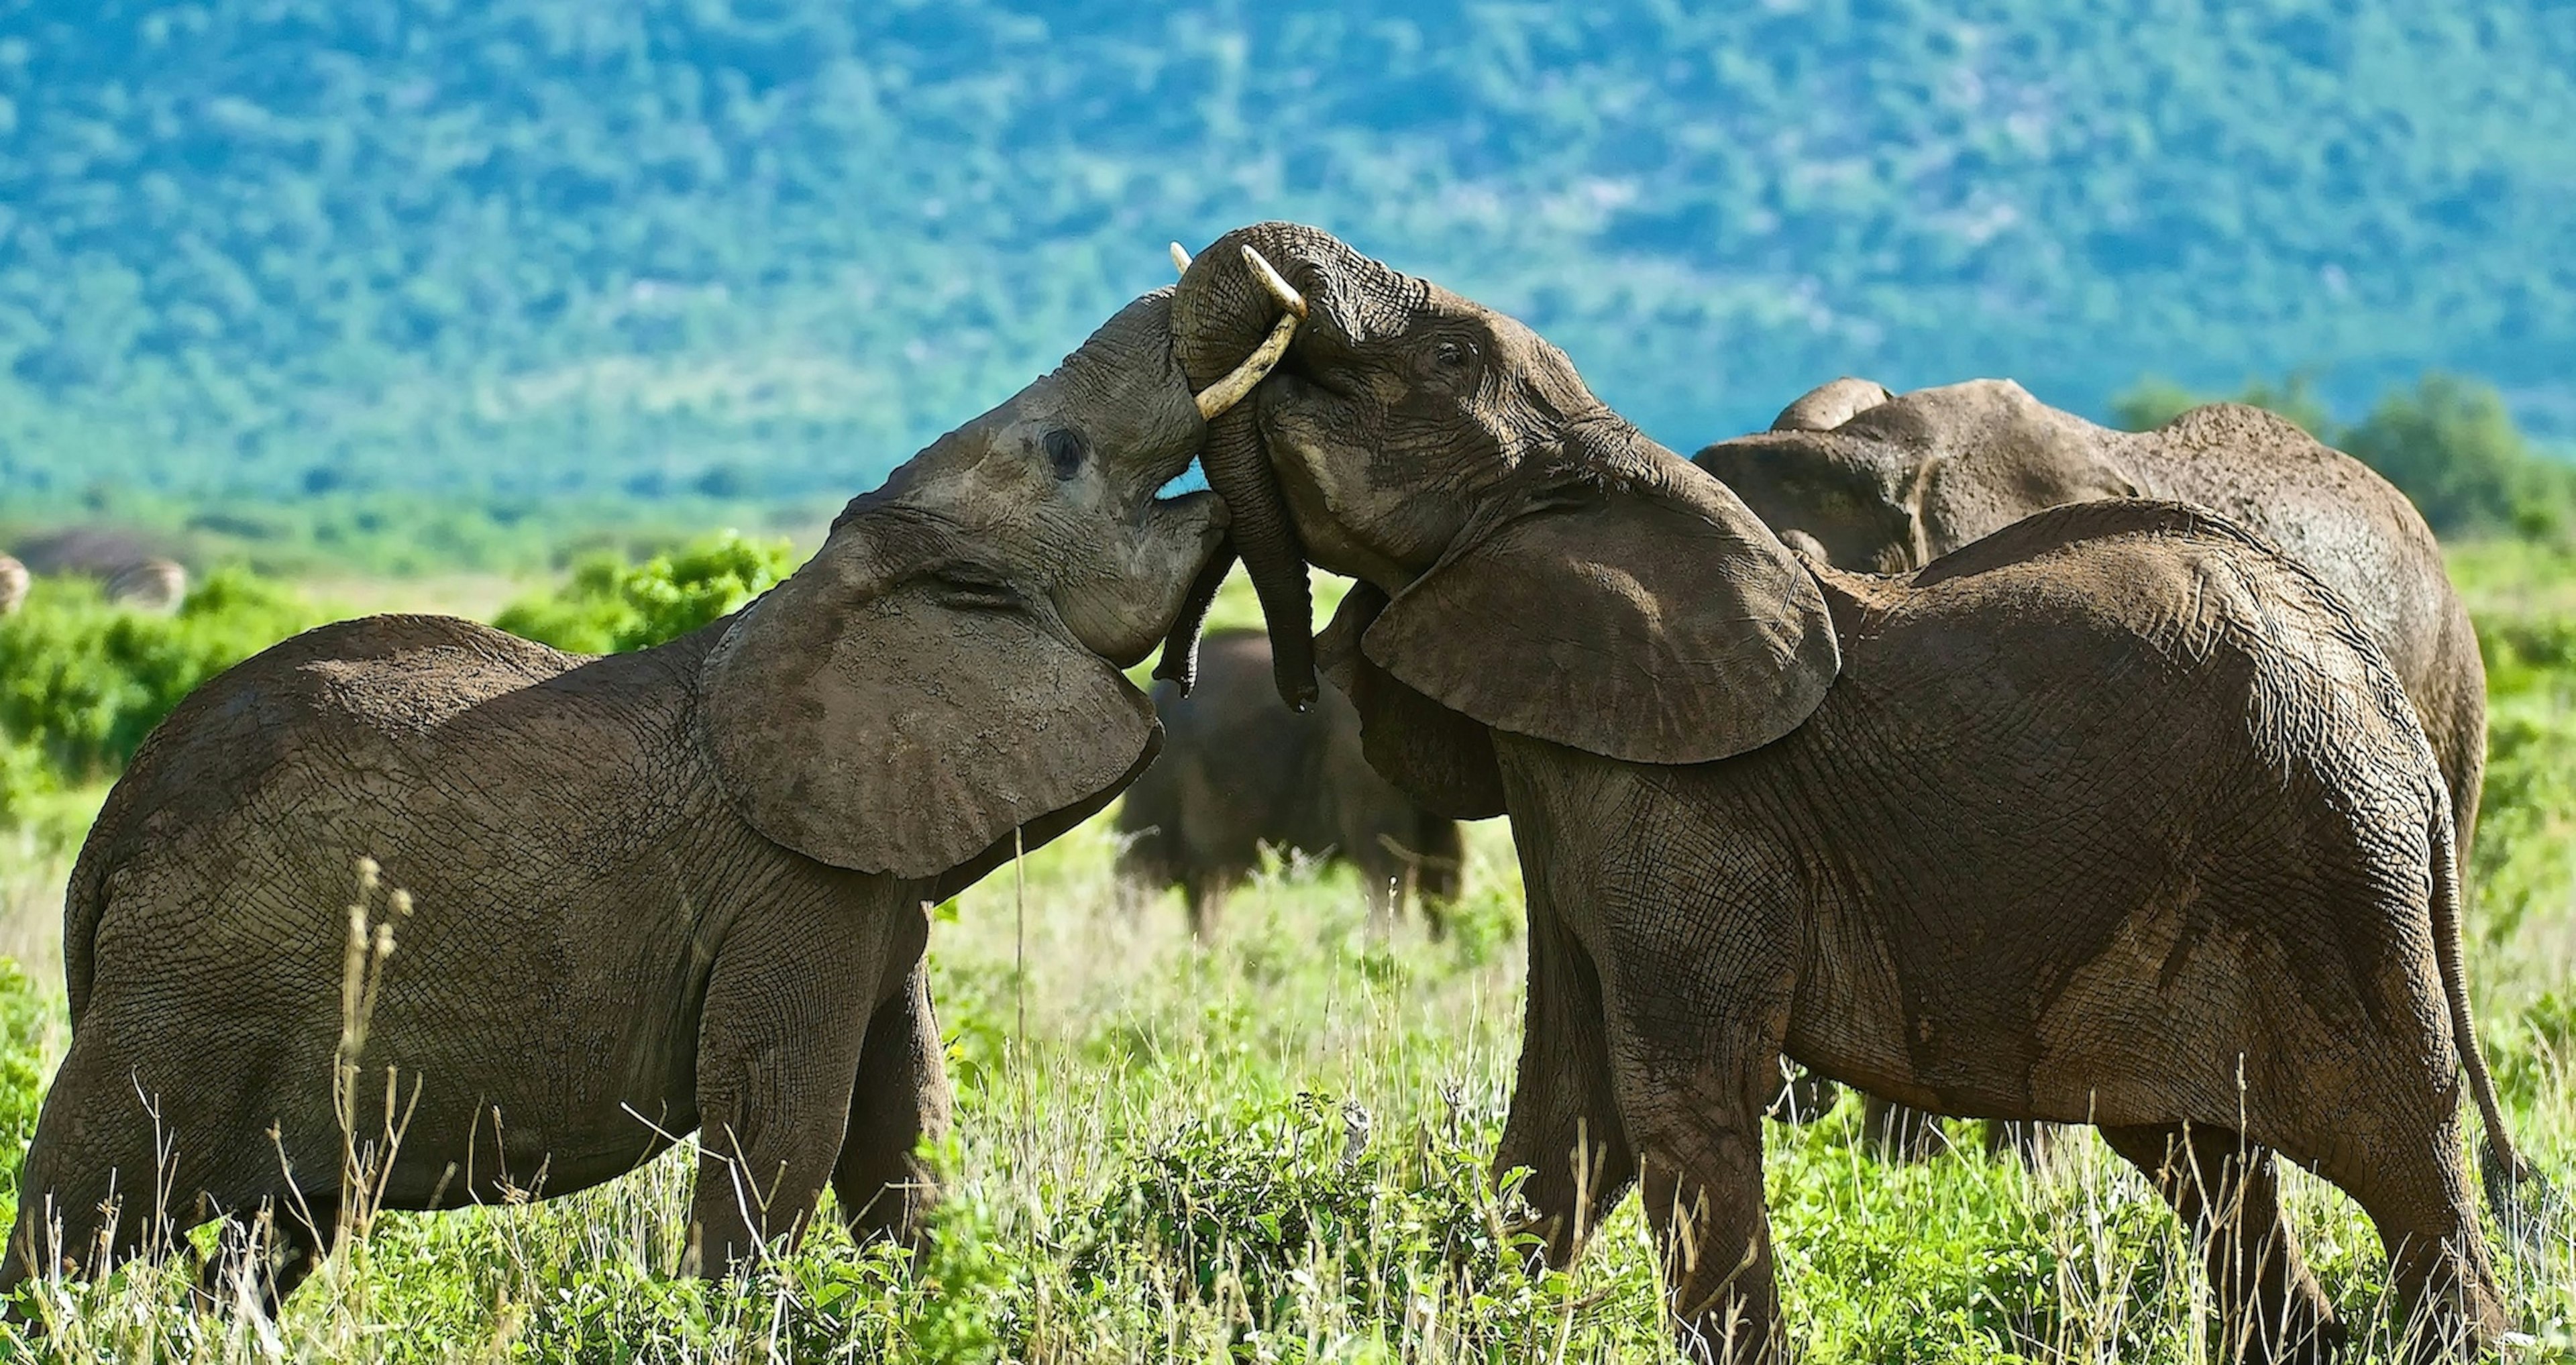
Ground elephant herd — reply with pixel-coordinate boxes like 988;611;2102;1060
0;529;193;615
4;224;2555;1363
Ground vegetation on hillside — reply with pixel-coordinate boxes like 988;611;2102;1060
4;1;2572;498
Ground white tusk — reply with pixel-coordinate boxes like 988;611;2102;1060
1240;245;1307;319
1169;241;1193;276
1193;311;1299;421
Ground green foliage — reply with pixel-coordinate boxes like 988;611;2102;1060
2343;377;2576;539
3;3;2573;496
492;533;800;654
0;961;50;1231
2112;372;2576;538
0;569;323;781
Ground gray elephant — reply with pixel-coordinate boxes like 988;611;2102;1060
0;554;25;616
11;527;190;611
1169;223;2542;1363
1701;378;2496;1162
1116;626;1464;936
2;284;1299;1307
1697;378;2485;854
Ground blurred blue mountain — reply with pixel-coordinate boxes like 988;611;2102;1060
1;1;2570;498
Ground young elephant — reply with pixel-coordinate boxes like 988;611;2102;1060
1170;223;2543;1363
3;286;1298;1305
1115;627;1464;936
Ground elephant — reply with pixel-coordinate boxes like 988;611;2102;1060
1115;626;1464;936
10;527;191;610
2;282;1301;1309
1697;377;2485;856
0;554;25;615
1169;222;2544;1362
1699;378;2496;1163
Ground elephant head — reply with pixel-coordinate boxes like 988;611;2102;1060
1693;376;2142;574
1169;223;1839;807
696;286;1295;880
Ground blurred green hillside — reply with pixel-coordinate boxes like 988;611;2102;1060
2;1;2572;499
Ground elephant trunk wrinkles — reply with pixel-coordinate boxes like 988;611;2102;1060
1152;537;1238;694
1175;224;1346;711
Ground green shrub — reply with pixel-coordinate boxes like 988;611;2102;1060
492;532;800;655
0;569;322;782
0;961;52;1230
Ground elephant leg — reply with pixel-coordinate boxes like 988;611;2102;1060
3;1032;211;1295
1982;1119;2051;1164
1184;874;1227;940
1860;1095;1945;1162
831;961;952;1254
1762;1064;1841;1126
2314;1114;2504;1364
1493;879;1633;1267
1602;1013;1784;1364
688;925;878;1277
2100;1124;2343;1364
193;1199;331;1317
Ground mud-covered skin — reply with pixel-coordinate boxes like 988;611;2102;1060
1173;224;2528;1363
7;289;1232;1306
1116;629;1464;936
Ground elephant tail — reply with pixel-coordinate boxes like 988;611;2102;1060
2433;802;2558;1249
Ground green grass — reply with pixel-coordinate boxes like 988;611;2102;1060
0;553;2565;1362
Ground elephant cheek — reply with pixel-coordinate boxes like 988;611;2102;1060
1056;494;1228;667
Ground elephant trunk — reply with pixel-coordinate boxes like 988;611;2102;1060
1173;222;1404;711
1150;537;1237;694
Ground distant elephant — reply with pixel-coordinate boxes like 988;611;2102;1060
1700;379;2496;1162
1171;223;2542;1363
1116;627;1464;936
3;283;1302;1307
11;527;191;610
0;555;25;615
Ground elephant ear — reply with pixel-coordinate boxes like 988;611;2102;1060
696;525;1157;879
1363;450;1840;766
1317;584;1507;819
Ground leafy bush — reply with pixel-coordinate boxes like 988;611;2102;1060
492;533;800;655
2111;372;2576;539
0;569;323;782
0;961;52;1232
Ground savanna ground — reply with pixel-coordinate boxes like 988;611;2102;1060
0;549;2568;1363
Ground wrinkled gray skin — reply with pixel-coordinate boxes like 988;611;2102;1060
0;555;25;615
10;527;191;611
5;290;1233;1309
1116;628;1465;937
1174;223;2536;1363
1699;377;2486;853
1703;378;2496;1172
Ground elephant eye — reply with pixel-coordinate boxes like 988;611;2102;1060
1430;338;1477;371
1041;428;1087;480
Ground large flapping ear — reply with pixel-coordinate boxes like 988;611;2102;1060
1363;441;1840;766
696;518;1157;879
1317;584;1507;819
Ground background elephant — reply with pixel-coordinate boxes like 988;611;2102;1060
1116;626;1464;936
1696;377;2485;853
1170;223;2541;1362
1699;376;2494;1162
3;284;1297;1306
0;554;24;615
9;527;191;610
